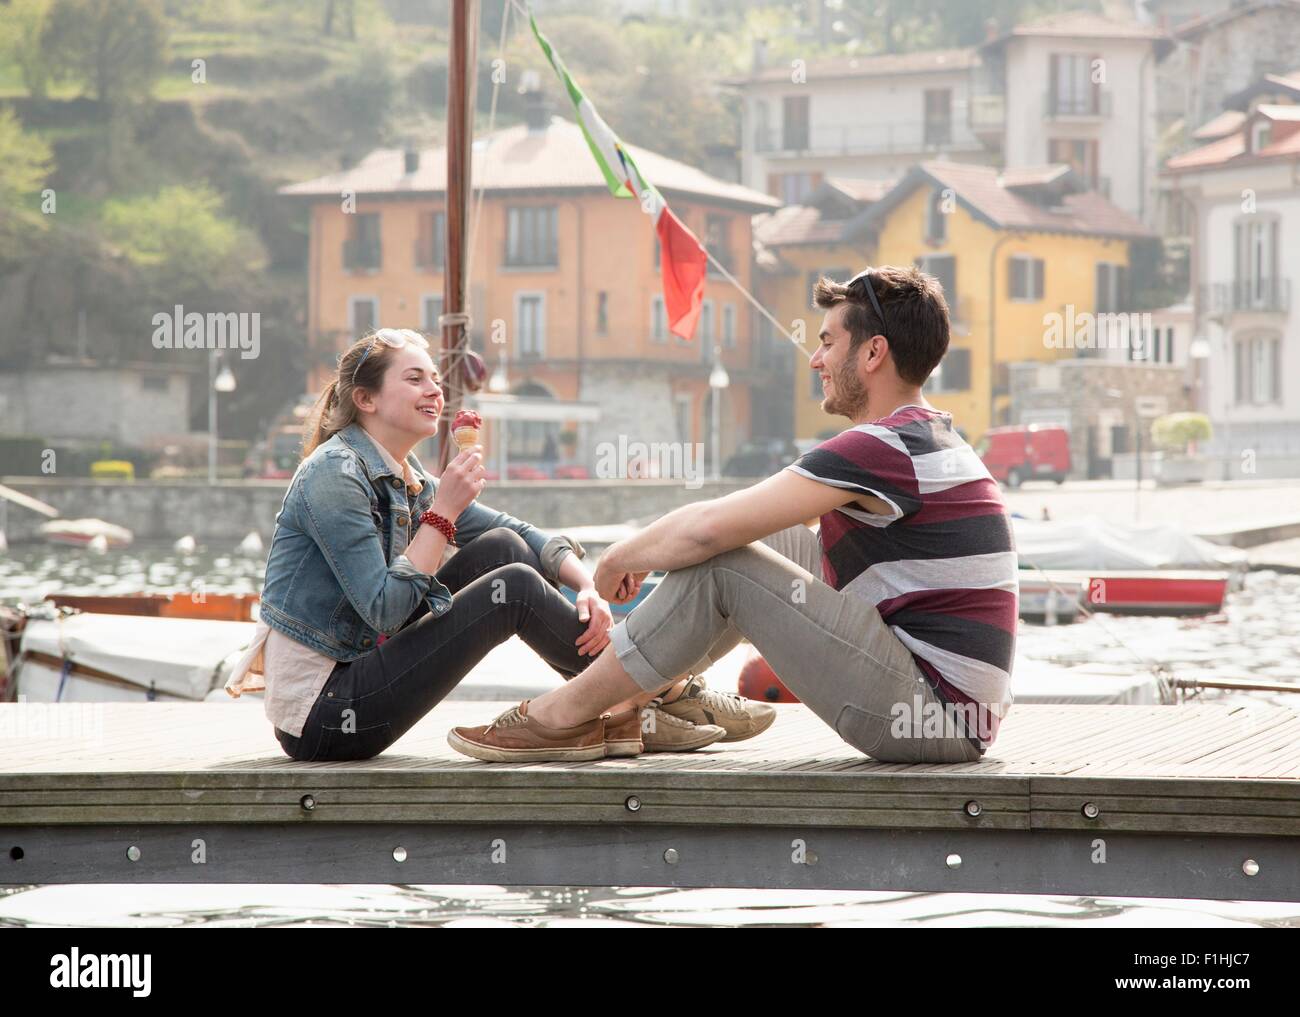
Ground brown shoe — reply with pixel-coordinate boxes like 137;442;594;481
601;707;643;758
448;701;607;762
658;675;776;743
640;704;727;752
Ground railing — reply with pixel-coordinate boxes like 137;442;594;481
968;93;1005;131
1043;89;1112;119
1201;278;1291;315
754;118;978;156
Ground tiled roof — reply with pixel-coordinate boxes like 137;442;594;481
279;116;780;211
986;10;1169;43
753;205;848;246
1166;107;1300;172
751;176;894;247
1192;110;1248;140
864;161;1152;239
1259;103;1300;121
823;176;896;202
732;47;978;84
999;164;1073;188
1174;1;1300;41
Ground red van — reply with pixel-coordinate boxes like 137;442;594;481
976;424;1071;487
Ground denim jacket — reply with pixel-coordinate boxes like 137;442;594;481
259;422;578;660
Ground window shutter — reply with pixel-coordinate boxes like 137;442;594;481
1009;257;1024;299
1049;54;1059;113
1271;337;1282;402
947;348;971;390
1091;53;1101;114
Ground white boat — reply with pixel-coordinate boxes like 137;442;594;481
7;609;255;703
38;518;134;550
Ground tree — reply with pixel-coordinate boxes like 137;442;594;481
1151;413;1212;456
100;184;262;300
41;0;168;107
0;107;54;261
0;0;54;99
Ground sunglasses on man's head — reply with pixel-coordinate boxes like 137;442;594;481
846;269;889;342
351;328;430;383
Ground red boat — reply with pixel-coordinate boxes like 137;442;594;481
1053;569;1230;616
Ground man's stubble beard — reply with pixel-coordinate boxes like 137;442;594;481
822;351;870;419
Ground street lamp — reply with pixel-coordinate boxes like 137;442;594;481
708;345;730;481
209;351;237;485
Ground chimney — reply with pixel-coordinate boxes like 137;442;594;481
752;38;767;73
403;147;420;175
523;91;550;131
984;18;999;43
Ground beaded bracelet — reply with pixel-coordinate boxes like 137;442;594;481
418;509;458;545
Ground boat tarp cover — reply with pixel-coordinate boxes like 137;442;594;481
20;613;256;700
1012;515;1248;571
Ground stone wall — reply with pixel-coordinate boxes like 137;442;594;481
1010;359;1195;478
0;477;753;544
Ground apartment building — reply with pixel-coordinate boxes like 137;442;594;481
279;103;781;474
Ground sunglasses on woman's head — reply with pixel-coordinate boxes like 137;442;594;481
351;328;430;384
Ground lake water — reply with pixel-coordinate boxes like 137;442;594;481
2;541;1298;928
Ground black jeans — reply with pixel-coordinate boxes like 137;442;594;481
274;528;596;761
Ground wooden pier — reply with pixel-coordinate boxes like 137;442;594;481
2;701;1299;901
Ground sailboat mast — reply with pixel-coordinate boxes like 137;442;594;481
440;0;479;469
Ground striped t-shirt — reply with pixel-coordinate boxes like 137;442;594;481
785;404;1017;746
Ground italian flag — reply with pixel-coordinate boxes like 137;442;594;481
529;9;707;341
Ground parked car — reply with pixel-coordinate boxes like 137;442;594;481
976;424;1070;487
723;439;800;478
243;425;303;479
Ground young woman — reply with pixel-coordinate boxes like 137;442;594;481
224;328;725;760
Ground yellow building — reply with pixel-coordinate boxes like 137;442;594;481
863;161;1152;441
753;178;893;444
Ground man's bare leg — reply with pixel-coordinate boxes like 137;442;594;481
529;642;681;727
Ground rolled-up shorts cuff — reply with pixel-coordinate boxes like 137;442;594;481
610;618;672;692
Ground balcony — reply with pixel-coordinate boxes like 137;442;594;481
413;237;443;272
754;119;977;158
1043;90;1112;120
1201;278;1291;319
343;239;381;273
968;93;1006;134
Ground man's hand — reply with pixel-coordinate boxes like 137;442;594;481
593;543;644;603
572;586;613;656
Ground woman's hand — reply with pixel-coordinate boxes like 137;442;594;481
573;586;613;656
432;446;486;519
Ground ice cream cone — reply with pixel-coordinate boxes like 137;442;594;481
453;426;479;452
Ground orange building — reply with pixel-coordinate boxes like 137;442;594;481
279;103;782;476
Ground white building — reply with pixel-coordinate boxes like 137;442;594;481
729;45;994;205
730;11;1171;225
976;11;1172;225
1165;91;1300;477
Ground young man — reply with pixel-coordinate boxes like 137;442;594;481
449;266;1017;764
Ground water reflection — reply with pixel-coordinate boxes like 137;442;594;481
2;883;1297;928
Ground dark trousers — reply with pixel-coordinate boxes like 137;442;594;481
274;528;595;761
